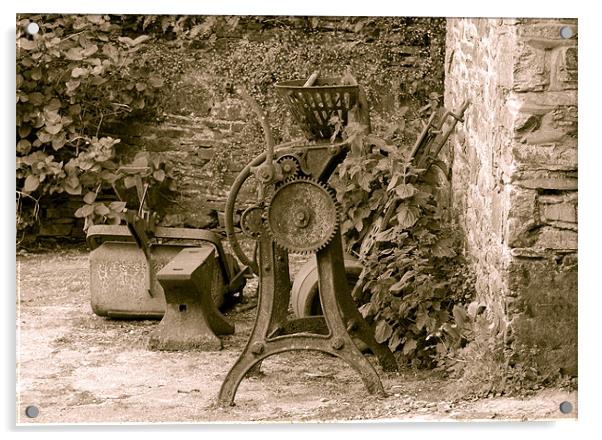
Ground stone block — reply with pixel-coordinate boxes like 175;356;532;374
535;226;577;250
555;105;578;125
45;206;77;219
229;121;246;133
512;144;577;171
512;170;578;190
518;22;577;41
507;187;537;222
210;98;248;121
525;38;574;50
564;46;578;70
184;208;218;229
509;247;548;258
513;44;549;92
516;107;576;144
507;219;540;249
515;94;578;115
160;213;187;228
514;113;541;136
195;148;219;161
552;46;578;90
539;194;577;224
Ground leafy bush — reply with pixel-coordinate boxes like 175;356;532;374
331;110;475;368
16;14;166;233
73;151;176;231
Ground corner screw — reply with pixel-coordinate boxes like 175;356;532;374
559;401;573;414
24;22;39;36
25;405;39;418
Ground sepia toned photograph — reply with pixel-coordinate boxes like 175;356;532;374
15;11;577;424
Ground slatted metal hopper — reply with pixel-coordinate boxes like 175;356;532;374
275;77;359;140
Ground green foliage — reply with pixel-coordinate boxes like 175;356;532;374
73;151;176;231
16;14;446;241
16;14;166;233
132;16;446;175
331;111;475;369
441;301;577;397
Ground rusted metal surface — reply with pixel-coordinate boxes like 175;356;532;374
266;178;340;254
218;226;396;405
90;242;226;318
275;77;362;140
219;77;397;405
223;140;350;274
410;100;470;170
88;225;246;319
87;225;241;291
291;256;363;317
90;243;175;318
148;247;234;351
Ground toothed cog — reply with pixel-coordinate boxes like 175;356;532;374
240;206;265;238
276;156;301;180
266;177;340;254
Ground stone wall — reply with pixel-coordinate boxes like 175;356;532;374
445;18;577;378
36;16;446;237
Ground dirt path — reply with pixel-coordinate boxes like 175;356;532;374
16;248;577;424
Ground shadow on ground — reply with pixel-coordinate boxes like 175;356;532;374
16;248;577;424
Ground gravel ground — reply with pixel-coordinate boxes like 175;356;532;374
16;247;577;424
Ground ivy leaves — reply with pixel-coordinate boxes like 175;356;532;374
72;151;176;232
16;14;167;232
333;117;474;368
23;175;41;193
396;204;421;229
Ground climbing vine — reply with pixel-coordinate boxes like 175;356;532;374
132;16;447;180
16;15;445;237
331;110;475;369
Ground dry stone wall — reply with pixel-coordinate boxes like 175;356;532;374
36;16;446;237
445;18;577;378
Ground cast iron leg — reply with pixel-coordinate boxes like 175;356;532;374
337;282;398;372
315;233;388;395
219;232;390;406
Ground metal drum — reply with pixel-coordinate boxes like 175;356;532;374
291;256;363;317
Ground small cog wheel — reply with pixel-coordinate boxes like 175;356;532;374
240;206;265;238
276;155;301;180
266;177;340;254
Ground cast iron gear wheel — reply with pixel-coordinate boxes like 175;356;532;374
276;155;301;180
240;206;265;238
266;177;340;254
